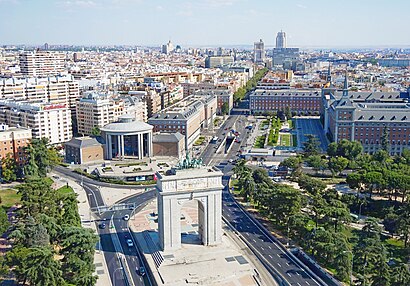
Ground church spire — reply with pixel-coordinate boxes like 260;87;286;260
326;62;332;83
342;70;349;97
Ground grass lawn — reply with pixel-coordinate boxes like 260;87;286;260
194;136;206;146
57;185;74;195
280;133;291;146
254;135;266;148
0;188;21;210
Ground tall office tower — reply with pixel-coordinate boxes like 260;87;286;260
276;31;287;48
19;51;65;77
162;40;174;54
254;39;265;63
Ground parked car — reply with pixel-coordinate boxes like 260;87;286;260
99;223;106;229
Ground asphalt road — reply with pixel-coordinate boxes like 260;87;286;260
54;112;328;286
53;166;155;286
200;112;325;286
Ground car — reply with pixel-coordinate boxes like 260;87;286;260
126;239;134;247
138;267;146;276
228;159;234;163
123;214;130;221
99;223;106;229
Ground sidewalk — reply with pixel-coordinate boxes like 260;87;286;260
50;172;111;286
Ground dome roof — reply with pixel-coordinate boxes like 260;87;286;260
101;116;153;133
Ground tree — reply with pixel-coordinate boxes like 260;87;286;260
269;185;304;225
90;126;101;137
23;138;60;178
10;217;50;247
16;177;58;219
298;174;326;195
381;126;390;152
324;199;351;231
0;207;9;234
390;263;410;286
221;102;229;115
327;139;363;160
24;247;63;286
303;134;320;157
284;106;292;120
328;156;349;176
306;155;327;174
396;202;410;247
60;227;98;285
1;153;17;182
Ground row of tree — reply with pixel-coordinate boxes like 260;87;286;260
233;67;268;103
234;159;410;284
4;179;98;285
0;139;98;285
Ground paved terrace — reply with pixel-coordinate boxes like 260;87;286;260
130;199;273;286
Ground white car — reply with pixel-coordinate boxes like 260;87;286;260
123;215;130;221
126;239;134;247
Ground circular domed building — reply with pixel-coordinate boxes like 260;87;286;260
100;115;153;160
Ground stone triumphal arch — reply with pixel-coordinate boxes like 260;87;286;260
156;165;223;251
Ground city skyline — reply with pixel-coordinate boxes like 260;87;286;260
1;0;410;47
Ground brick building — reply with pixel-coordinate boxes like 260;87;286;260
322;73;410;155
249;89;321;115
0;124;32;166
64;136;103;164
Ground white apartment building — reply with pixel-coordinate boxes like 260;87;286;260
0;75;80;111
76;93;148;136
19;51;65;77
76;93;124;136
0;101;72;144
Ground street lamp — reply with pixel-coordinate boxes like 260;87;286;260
113;267;123;286
343;250;354;286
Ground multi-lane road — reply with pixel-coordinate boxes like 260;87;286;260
199;115;326;286
54;166;153;286
55;112;329;286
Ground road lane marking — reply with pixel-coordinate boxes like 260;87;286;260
297;283;302;286
287;273;291;277
268;246;271;249
306;282;310;285
261;247;264;251
277;263;281;267
277;254;280;258
268;255;273;259
253;239;256;243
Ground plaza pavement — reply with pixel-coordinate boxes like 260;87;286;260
129;199;277;286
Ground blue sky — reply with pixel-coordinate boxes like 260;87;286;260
1;0;410;47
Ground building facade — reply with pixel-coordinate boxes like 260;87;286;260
254;39;265;63
0;124;32;166
148;93;217;150
322;73;410;155
19;51;65;77
249;89;321;114
276;31;287;48
64;136;104;164
101;115;153;160
0;101;72;144
76;93;124;136
205;56;234;68
0;75;80;112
